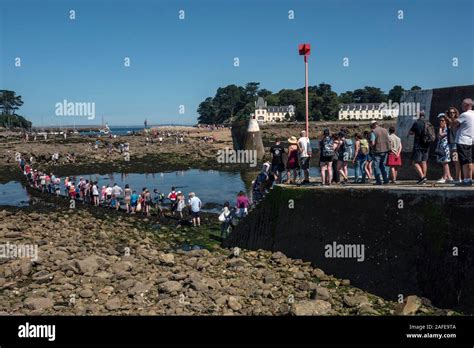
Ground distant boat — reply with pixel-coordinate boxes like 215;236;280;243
99;123;110;134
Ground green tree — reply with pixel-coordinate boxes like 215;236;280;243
197;97;217;124
213;85;242;122
338;91;354;104
388;85;405;103
277;89;305;121
410;85;422;91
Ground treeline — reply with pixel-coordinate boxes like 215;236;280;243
0;90;31;129
197;83;422;124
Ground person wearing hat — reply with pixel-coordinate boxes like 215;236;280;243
286;136;299;184
370;120;390;185
435;113;453;183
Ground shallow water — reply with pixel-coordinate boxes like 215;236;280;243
0;167;355;208
0;182;30;207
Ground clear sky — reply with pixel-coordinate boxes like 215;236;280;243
1;0;473;126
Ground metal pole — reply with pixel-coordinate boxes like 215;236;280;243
305;55;309;136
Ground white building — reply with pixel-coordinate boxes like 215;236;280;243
251;97;295;123
338;103;399;121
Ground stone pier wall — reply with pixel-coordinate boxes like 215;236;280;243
223;185;474;313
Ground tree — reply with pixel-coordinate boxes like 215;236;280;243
410;85;422;91
0;90;30;129
213;85;242;122
388;85;405;103
197;97;217;124
277;89;305;121
338;91;354;104
0;90;24;115
257;89;272;98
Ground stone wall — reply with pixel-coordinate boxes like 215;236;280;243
223;185;474;313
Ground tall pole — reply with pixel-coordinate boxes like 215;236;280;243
305;55;309;136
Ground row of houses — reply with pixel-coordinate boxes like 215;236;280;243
251;97;400;123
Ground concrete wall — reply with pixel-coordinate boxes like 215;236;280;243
397;85;474;153
224;185;474;313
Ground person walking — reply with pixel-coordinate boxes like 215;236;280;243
297;130;312;184
353;133;368;183
387;126;402;184
286;136;299;184
270;139;285;184
435;113;453;183
188;192;202;227
370;120;390;185
409;111;435;184
446;98;474;186
446;107;462;182
319;129;334;185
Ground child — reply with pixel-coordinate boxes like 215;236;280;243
219;202;232;238
176;192;186;219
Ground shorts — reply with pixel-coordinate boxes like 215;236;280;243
191;211;200;218
319;155;332;164
457;144;473;166
412;148;429;162
300;157;310;170
271;163;285;174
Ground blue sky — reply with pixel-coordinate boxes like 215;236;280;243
1;0;473;126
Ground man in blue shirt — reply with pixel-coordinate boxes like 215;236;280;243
188;192;202;227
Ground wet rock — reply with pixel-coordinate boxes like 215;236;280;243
310;286;331;301
343;294;369;308
395;295;422;315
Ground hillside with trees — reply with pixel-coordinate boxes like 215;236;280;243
197;83;422;124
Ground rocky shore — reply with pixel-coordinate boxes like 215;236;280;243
0;207;454;316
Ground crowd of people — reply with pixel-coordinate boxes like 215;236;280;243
266;98;473;186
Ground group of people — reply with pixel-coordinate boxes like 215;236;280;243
409;98;473;186
265;97;473;186
17;155;206;226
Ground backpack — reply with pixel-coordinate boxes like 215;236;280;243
422;121;436;144
169;192;177;201
359;139;369;155
322;137;334;157
343;138;354;161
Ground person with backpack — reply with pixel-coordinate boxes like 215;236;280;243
370;120;390;185
335;131;349;184
352;133;368;183
409;111;434;184
319;129;334;185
